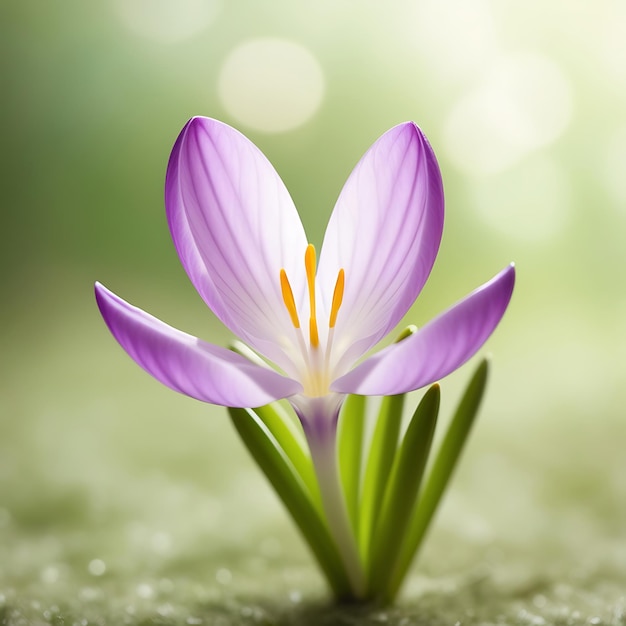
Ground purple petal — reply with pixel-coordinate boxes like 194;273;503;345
166;117;309;376
317;122;444;375
95;283;302;408
331;264;515;395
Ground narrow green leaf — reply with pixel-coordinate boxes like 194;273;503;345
359;393;405;564
367;385;440;598
254;402;323;514
385;359;489;601
338;394;366;538
359;325;417;564
228;407;352;599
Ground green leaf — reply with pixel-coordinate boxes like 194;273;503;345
338;394;366;538
366;385;440;598
228;407;352;599
253;402;323;514
359;393;405;565
385;358;489;601
358;325;417;565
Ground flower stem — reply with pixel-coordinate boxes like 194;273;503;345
228;407;352;598
307;421;366;599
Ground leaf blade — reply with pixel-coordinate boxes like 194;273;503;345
366;385;440;598
338;394;367;538
386;358;489;601
359;393;405;565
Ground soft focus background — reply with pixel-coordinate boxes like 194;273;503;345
1;1;626;624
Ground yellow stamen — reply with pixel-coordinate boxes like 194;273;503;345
329;269;345;328
280;269;300;329
304;244;319;348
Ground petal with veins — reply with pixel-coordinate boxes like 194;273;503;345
95;283;302;408
317;122;444;375
166;116;309;375
331;264;515;396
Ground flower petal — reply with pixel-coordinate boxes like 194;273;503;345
166;117;309;375
331;264;515;395
95;283;303;407
317;122;444;375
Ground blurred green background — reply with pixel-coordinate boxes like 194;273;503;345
1;0;626;624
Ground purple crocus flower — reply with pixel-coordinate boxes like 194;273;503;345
95;117;514;594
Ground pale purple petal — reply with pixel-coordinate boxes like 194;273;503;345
317;122;444;375
331;265;515;395
166;117;309;376
95;283;302;408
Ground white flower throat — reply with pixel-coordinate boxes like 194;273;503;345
279;244;345;397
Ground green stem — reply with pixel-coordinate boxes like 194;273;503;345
228;407;352;599
308;423;366;599
228;408;352;599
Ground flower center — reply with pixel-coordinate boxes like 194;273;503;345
280;244;345;396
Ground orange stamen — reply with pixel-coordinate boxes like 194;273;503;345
304;244;319;347
280;269;300;329
329;269;345;328
309;318;319;349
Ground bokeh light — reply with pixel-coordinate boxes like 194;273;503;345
443;53;573;175
218;38;325;133
407;0;499;82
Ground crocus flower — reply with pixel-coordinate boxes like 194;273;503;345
95;117;514;595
